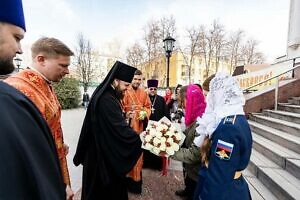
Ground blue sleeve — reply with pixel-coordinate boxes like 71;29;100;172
200;124;240;200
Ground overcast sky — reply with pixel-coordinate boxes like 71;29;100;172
21;0;290;63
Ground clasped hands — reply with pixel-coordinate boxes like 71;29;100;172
126;110;147;121
126;110;135;119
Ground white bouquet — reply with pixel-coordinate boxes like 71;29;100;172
140;116;185;157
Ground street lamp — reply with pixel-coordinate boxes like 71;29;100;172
163;34;175;87
14;57;22;72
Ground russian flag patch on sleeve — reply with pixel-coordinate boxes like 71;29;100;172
215;139;234;160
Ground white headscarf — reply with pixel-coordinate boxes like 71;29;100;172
194;72;245;147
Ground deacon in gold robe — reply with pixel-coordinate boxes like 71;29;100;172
122;69;151;194
5;37;74;200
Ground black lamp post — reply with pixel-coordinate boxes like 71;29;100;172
14;57;22;72
163;34;175;87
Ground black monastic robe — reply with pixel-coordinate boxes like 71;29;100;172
143;94;170;170
0;82;65;199
149;94;170;121
74;86;142;200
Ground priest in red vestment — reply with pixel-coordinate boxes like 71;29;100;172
122;69;151;194
5;37;74;200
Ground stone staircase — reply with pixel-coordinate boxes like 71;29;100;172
246;96;300;200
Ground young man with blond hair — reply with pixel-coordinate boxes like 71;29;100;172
5;37;74;199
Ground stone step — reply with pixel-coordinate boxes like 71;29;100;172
249;120;300;154
278;103;300;113
252;132;300;169
244;169;278;200
290;97;300;100
248;149;300;200
250;114;300;137
258;167;300;200
288;96;300;105
248;149;280;177
288;98;300;105
262;109;300;124
250;148;300;182
286;158;300;180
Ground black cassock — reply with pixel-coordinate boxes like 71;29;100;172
143;94;170;170
74;86;142;200
0;82;65;199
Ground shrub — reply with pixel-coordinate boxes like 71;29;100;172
53;77;81;109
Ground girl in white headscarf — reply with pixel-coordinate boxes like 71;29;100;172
193;72;252;200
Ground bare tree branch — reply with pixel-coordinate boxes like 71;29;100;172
143;16;177;81
75;33;97;91
225;30;244;74
211;20;226;72
179;26;202;83
126;42;145;68
242;39;265;64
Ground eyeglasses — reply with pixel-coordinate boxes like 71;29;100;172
149;88;157;91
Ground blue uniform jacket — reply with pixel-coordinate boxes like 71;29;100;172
198;115;252;200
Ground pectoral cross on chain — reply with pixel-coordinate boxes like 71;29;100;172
151;106;155;114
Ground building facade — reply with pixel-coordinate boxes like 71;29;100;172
139;51;231;87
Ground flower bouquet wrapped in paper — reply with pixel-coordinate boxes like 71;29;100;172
138;110;147;120
140;116;185;175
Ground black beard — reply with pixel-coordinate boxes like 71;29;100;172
115;86;125;100
0;59;15;75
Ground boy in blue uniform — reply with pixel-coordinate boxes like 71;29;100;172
193;72;252;200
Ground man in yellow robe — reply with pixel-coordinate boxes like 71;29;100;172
122;69;151;194
5;37;74;200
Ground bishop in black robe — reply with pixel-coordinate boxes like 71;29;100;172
0;82;66;199
74;61;142;200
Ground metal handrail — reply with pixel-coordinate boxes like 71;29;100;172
243;57;300;110
270;55;300;65
243;57;300;92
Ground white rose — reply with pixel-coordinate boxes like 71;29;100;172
145;135;152;142
153;147;160;155
159;143;166;151
160;137;166;143
172;143;179;151
149;129;156;136
175;133;182;141
156;132;163;138
165;131;172;136
156;125;164;132
166;147;175;155
169;126;176;132
162;124;168;130
149;122;157;129
167;137;174;144
145;143;153;150
153;137;161;146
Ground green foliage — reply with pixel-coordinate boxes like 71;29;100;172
53;77;81;109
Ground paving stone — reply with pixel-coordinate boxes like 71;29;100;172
62;109;185;199
73;169;184;200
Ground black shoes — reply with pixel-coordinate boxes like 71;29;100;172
175;189;188;197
